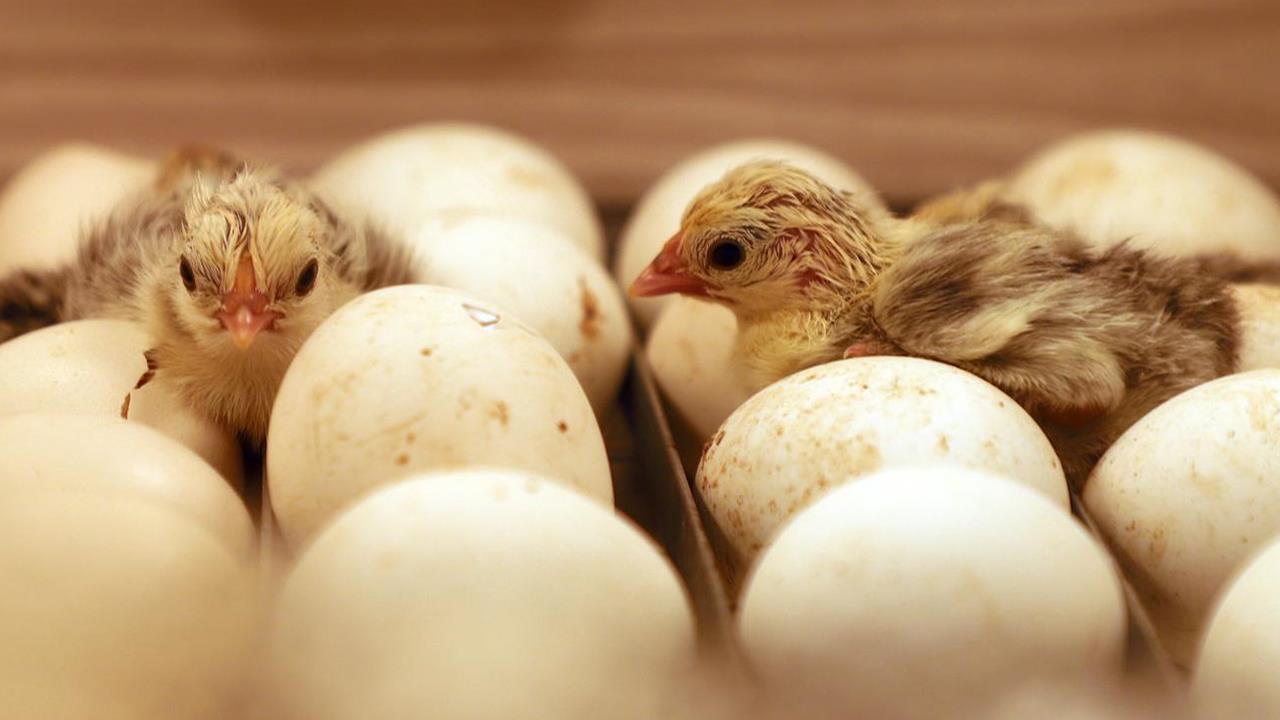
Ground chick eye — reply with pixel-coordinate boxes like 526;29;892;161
178;257;196;293
295;259;319;297
708;240;745;271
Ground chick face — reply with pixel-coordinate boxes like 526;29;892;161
168;171;342;353
630;160;887;317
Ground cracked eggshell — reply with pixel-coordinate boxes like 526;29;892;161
267;285;613;547
407;216;630;414
1084;369;1280;667
616;139;884;328
1234;284;1280;371
0;319;244;486
264;470;695;720
0;143;154;273
697;357;1067;568
646;297;749;441
1193;536;1280;719
0;413;255;559
0;489;257;720
740;467;1126;720
1004;130;1280;261
309;123;603;260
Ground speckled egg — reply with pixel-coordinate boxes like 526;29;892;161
697;357;1067;568
0;413;254;558
1084;370;1280;666
264;470;695;720
0;489;256;720
739;467;1127;720
309;123;603;260
0;143;154;273
267;285;613;546
615;139;883;327
406;216;630;414
0;319;243;485
1004;130;1280;261
1193;536;1280;719
645;296;749;441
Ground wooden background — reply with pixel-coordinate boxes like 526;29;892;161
1;0;1277;207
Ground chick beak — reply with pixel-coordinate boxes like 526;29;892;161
216;254;281;349
629;232;710;298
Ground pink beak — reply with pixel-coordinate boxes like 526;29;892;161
216;254;281;349
629;232;712;298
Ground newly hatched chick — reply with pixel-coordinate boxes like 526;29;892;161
630;160;1240;486
0;148;415;443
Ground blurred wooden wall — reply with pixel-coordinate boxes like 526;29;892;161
1;0;1277;206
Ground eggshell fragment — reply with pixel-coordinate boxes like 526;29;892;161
1193;536;1280;719
616;139;884;327
0;413;254;558
1233;283;1280;371
407;216;630;413
0;143;154;273
267;285;613;546
697;357;1067;567
1004;130;1280;261
264;470;695;720
1084;370;1280;666
309;123;603;260
0;319;243;485
0;490;257;720
646;296;749;441
740;467;1127;720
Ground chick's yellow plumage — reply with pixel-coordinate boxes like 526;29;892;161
632;160;1242;486
0;147;415;443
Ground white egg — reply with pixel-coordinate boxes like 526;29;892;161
406;216;630;414
0;413;255;558
0;143;154;273
645;296;749;441
264;470;695;720
739;467;1127;720
267;285;612;546
0;489;257;720
1004;130;1280;261
1234;283;1280;371
1084;370;1280;666
0;319;244;485
1193;536;1280;718
615;139;884;327
698;357;1067;568
310;123;603;260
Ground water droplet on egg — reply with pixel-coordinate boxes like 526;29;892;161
462;303;500;327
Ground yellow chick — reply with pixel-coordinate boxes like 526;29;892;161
0;147;415;443
630;160;1241;486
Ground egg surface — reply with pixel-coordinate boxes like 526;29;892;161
406;216;630;413
697;357;1067;566
265;470;695;720
1085;369;1280;666
268;285;612;546
740;467;1126;720
1004;130;1280;261
0;143;154;273
310;123;603;260
0;319;243;484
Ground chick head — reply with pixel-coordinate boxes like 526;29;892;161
630;160;886;317
170;168;346;354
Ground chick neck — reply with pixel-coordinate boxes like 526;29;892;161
731;206;908;391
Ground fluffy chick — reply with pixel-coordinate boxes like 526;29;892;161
630;160;1240;486
0;147;415;443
